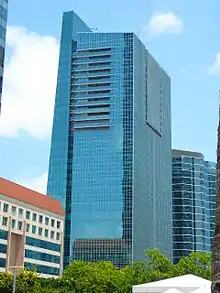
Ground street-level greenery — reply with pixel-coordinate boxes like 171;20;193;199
0;249;212;293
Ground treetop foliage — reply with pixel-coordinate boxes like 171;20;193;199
0;249;212;293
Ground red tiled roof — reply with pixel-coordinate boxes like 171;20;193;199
0;177;64;216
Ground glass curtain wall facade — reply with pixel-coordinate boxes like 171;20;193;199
0;0;8;113
207;161;216;240
172;149;216;263
47;11;172;268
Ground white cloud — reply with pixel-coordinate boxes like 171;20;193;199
145;12;183;37
208;52;220;75
0;26;59;138
18;172;48;194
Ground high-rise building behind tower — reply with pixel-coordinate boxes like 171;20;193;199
0;0;8;113
47;11;172;268
207;161;216;240
172;149;216;264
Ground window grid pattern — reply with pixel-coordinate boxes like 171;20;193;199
71;32;131;268
71;47;111;131
121;33;133;265
133;36;172;262
25;249;60;264
207;161;216;241
172;153;216;263
24;262;59;276
0;198;62;242
47;11;173;268
47;11;92;268
0;195;63;277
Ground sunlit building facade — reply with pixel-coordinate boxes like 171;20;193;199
172;149;216;263
0;177;64;278
47;11;172;268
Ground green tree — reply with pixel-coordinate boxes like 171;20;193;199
0;269;39;293
0;272;13;292
145;248;176;281
176;252;211;280
62;261;118;293
0;250;214;292
118;261;149;293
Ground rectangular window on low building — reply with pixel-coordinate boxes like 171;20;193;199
44;229;48;238
38;227;42;236
2;216;7;226
51;219;55;227
32;225;36;234
26;210;30;220
32;213;37;222
3;203;8;213
11;206;16;216
26;223;30;233
18;208;23;218
39;215;43;224
50;231;54;239
11;219;16;229
45;217;49;225
18;221;22;230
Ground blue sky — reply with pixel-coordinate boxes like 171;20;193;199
0;0;219;192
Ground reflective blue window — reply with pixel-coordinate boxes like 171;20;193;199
0;257;6;267
45;217;49;225
32;213;37;222
172;151;216;262
38;227;42;236
3;203;8;212
44;229;49;238
26;236;60;252
24;262;59;276
26;210;30;220
0;244;7;253
0;25;5;40
32;225;36;234
0;230;7;240
25;249;60;264
47;11;172;268
39;215;43;224
0;6;7;22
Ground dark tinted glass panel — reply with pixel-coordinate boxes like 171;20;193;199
0;244;7;253
24;262;59;276
25;249;60;264
0;230;8;240
0;6;7;22
0;257;6;267
26;236;60;252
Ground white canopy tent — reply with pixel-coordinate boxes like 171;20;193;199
163;289;183;293
132;274;211;293
191;287;211;293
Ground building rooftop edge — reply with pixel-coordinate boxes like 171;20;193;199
172;149;204;158
0;177;64;216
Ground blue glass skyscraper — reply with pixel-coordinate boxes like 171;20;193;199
47;11;172;268
0;0;8;113
172;149;216;263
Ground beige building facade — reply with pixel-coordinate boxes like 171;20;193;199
0;177;64;278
